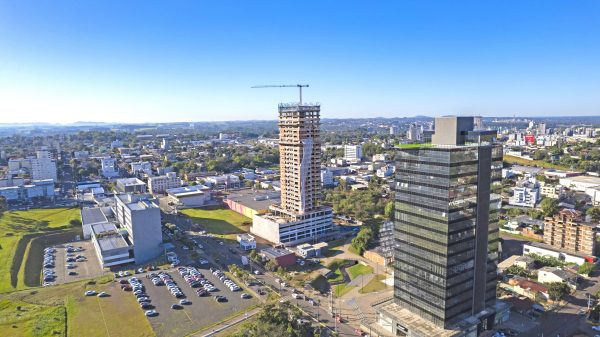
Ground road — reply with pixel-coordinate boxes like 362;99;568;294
165;212;362;337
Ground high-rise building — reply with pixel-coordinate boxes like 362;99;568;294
374;116;506;336
31;150;57;181
474;116;484;130
251;103;333;245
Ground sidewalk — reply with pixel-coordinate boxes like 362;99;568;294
192;307;261;337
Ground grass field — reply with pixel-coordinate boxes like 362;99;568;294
503;154;571;170
333;283;355;298
0;208;81;293
346;263;373;279
181;209;251;237
326;259;352;283
0;276;155;337
359;274;388;294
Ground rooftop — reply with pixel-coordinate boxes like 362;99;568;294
561;175;600;184
226;189;280;211
81;207;108;225
166;185;208;197
117;177;146;186
262;247;293;258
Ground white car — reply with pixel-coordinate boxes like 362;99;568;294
593;326;600;332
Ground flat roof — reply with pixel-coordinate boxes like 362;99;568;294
374;301;464;337
562;175;600;184
226;189;280;211
167;185;208;197
81;207;107;225
526;241;592;258
91;222;129;251
117;178;146;186
262;247;293;258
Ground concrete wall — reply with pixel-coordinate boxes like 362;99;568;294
131;206;163;264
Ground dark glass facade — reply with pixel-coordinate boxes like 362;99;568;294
394;144;502;328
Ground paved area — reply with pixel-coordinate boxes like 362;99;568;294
51;240;105;284
139;265;258;337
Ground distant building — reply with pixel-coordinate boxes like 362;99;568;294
389;126;397;135
344;145;362;162
116;178;147;194
101;157;119;178
474;116;484;129
204;174;241;189
320;168;334;186
559;175;600;192
509;179;541;208
0;179;55;202
130;161;152;175
148;172;181;194
406;123;421;141
540;184;563;199
166;185;212;208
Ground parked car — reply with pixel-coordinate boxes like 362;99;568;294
84;290;97;296
144;310;158;317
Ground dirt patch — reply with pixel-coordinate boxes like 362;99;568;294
23;230;82;287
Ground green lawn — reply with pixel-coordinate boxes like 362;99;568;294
326;259;352;283
181;209;251;236
332;283;355;298
503;154;571;170
0;275;155;337
359;274;388;294
346;263;373;279
0;208;81;293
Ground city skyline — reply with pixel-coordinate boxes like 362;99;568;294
2;1;600;123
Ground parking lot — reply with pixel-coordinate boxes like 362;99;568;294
47;240;105;285
122;264;258;337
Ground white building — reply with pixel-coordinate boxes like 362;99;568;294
160;138;169;150
344;145;362;162
540;184;563;199
251;210;334;246
376;164;395;178
320;168;334;186
406;124;421;141
509;179;541;208
166;185;212;208
537;266;574;284
204;174;241;189
560;175;600;192
0;179;55;201
148;172;181;194
130;161;152;175
101;157;119;178
237;233;256;251
116;178;147;194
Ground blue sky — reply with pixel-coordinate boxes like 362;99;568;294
1;1;599;123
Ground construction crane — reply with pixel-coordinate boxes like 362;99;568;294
251;84;309;104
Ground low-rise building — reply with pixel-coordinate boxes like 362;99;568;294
130;161;152;175
237;233;256;251
537;266;575;285
0;179;55;202
116;178;147;194
224;189;280;218
296;242;328;258
540;184;564;199
166;185;212;208
261;247;296;267
148;172;181;194
507;277;549;301
523;241;592;265
90;222;134;267
204;174;241;189
559;175;600;192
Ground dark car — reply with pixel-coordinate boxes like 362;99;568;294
170;304;183;310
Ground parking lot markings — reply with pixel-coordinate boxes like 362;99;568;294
183;309;194;323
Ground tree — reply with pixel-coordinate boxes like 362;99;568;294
578;262;595;276
547;282;570;301
0;196;6;217
588;207;600;222
540;198;559;217
69;219;82;227
265;260;278;272
384;201;394;220
505;265;531;278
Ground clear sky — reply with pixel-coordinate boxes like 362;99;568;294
1;1;599;123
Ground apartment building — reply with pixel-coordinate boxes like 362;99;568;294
115;178;147;194
8;150;57;181
148;172;181;194
130;161;152;175
101;157;119;178
509;179;541;208
543;209;596;256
